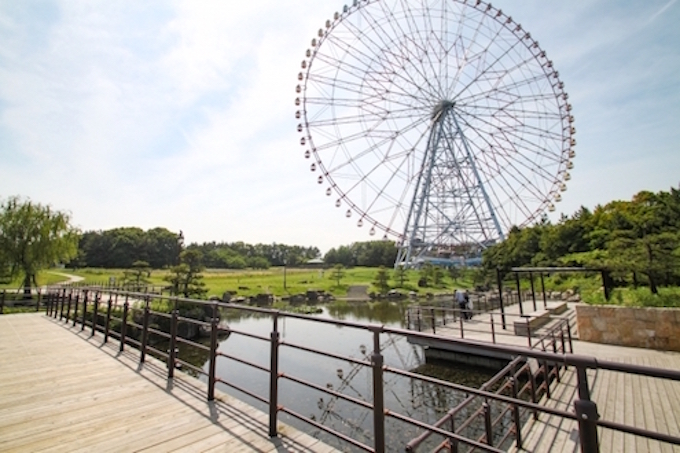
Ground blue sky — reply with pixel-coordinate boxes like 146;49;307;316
1;0;678;253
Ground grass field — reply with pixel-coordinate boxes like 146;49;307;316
65;266;474;298
5;267;679;308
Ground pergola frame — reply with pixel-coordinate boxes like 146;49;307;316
494;266;611;330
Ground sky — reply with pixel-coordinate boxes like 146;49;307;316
1;0;679;254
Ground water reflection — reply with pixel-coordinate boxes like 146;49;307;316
173;301;495;452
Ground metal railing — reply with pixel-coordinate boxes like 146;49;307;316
43;287;680;453
406;305;574;351
0;289;44;314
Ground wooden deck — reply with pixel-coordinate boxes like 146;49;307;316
510;352;680;452
0;313;337;452
431;301;680;452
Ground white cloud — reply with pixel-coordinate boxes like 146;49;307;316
0;0;678;253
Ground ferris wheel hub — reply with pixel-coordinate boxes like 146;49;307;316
431;100;455;123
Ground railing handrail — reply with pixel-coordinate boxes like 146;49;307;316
43;286;680;453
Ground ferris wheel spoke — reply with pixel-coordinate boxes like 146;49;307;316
306;73;368;97
300;1;574;255
460;109;564;164
483;145;557;205
454;69;552;106
322;114;429;175
453;31;527;103
458;122;561;194
448;5;495;97
310;53;436;112
356;4;442;98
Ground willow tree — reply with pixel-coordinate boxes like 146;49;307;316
0;197;79;297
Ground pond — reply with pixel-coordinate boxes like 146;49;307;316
173;301;499;452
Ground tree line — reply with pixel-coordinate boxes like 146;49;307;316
323;240;398;267
73;229;321;270
483;187;680;293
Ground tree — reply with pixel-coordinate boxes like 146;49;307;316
432;266;445;287
331;264;346;287
448;266;461;283
324;246;355;267
0;197;79;297
373;266;391;295
418;263;434;287
122;260;151;290
164;250;207;299
393;265;407;288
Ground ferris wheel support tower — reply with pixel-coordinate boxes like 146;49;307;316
396;101;505;268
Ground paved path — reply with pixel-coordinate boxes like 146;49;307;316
0;313;337;452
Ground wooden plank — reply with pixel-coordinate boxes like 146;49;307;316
0;314;335;452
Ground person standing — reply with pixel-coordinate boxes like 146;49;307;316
455;289;467;319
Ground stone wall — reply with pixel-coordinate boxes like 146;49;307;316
576;304;680;351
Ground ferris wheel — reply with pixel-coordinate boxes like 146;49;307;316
295;0;575;267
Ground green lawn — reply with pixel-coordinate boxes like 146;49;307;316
4;267;679;307
65;266;473;298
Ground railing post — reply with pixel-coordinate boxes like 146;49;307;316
567;321;574;353
496;268;506;330
104;294;113;343
511;376;522;449
269;312;280;437
515;273;524;316
91;292;100;336
36;289;42;312
140;296;150;363
168;299;178;378
417;307;422;332
208;303;219;401
71;292;79;326
529;272;537;311
574;367;600;453
44;291;51;316
120;295;129;352
540;273;547;309
58;288;66;319
0;289;4;315
483;402;493;446
529;364;539;420
371;327;386;453
449;414;458;453
490;314;496;343
543;360;551;399
80;290;89;331
430;308;436;334
459;313;464;339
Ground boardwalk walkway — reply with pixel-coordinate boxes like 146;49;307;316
0;313;336;452
421;301;680;452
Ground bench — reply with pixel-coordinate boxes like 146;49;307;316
513;309;550;336
547;301;568;315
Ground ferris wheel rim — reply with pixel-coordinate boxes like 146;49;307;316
297;0;575;242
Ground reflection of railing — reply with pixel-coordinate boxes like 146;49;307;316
44;287;680;453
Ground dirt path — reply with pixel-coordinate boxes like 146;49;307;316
344;285;370;300
46;271;84;285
